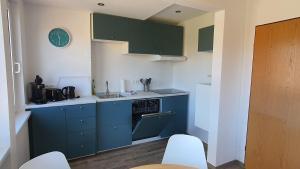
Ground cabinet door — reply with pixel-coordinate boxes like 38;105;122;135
98;124;132;151
30;107;66;158
160;95;188;137
67;130;96;159
65;103;96;119
93;13;129;41
97;101;132;151
159;24;184;56
97;100;132;126
65;104;96;158
128;21;159;55
128;21;183;56
198;25;214;51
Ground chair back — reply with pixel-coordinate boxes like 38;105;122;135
162;134;208;169
19;152;70;169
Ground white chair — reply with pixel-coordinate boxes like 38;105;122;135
162;134;208;169
19;152;71;169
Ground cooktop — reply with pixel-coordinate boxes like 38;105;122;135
152;89;186;95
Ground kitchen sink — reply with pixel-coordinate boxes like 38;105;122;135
96;93;125;99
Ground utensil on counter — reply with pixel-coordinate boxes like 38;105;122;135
140;78;152;92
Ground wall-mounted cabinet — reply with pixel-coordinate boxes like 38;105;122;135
198;25;214;51
92;13;183;56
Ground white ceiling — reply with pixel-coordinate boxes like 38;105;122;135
22;0;207;21
22;0;172;20
149;4;206;25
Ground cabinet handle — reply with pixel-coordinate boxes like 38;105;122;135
80;120;84;123
79;106;83;110
60;108;64;111
14;62;21;74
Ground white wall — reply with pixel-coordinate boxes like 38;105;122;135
15;123;30;168
0;155;10;169
236;0;300;162
92;42;174;92
23;3;92;98
173;12;214;143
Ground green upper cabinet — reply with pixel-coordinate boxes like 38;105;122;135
92;13;183;56
198;25;214;52
158;23;183;56
92;13;130;41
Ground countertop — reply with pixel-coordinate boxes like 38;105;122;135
25;91;189;109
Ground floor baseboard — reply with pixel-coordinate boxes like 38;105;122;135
208;160;245;169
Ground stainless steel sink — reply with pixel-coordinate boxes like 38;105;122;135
96;93;124;99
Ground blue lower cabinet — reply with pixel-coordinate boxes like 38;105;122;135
29;103;97;159
97;100;132;126
67;117;96;132
65;104;96;119
65;104;97;158
97;101;132;151
29;107;67;158
97;124;132;151
67;130;96;159
160;95;188;138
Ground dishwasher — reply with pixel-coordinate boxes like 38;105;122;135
132;98;174;141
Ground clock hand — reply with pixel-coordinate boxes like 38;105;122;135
57;32;61;46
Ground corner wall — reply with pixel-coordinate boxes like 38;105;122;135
173;12;214;143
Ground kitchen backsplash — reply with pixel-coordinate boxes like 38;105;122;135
91;42;174;92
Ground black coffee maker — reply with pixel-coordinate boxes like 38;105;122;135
30;75;47;104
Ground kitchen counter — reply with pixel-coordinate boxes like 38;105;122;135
25;96;98;109
25;90;189;109
96;91;189;102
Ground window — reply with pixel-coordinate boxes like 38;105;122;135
0;1;15;163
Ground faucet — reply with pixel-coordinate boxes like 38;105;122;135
105;81;110;96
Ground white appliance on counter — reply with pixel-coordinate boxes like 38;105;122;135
195;83;211;131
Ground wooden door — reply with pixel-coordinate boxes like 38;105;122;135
246;18;300;169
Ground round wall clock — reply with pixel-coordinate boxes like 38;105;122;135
48;28;71;47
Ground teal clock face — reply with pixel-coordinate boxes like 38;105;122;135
48;28;71;47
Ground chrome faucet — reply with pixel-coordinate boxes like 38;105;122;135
105;81;110;96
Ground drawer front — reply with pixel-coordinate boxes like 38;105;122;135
65;104;96;119
67;117;96;132
97;124;132;151
67;130;96;159
97;101;132;126
68;130;96;146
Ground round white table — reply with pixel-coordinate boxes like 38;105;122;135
131;164;197;169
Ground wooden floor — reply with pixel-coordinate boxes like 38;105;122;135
69;139;244;169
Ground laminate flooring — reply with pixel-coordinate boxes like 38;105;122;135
69;139;244;169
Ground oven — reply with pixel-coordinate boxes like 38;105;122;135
132;98;174;141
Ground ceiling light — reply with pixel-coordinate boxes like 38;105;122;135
175;10;182;13
97;3;105;6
